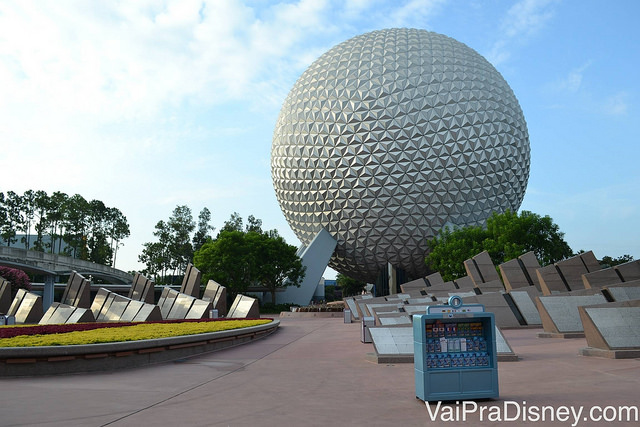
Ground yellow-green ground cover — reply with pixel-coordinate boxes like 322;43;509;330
0;319;272;347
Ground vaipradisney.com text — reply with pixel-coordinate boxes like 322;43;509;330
425;401;638;426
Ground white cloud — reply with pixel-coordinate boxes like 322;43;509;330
602;92;629;116
502;0;555;39
386;0;446;27
488;0;556;65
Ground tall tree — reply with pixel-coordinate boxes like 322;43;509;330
19;189;36;249
220;211;243;233
1;191;22;247
107;207;130;267
32;190;50;252
168;205;195;275
48;191;69;254
62;194;90;258
192;207;214;252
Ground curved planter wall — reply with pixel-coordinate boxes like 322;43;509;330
0;320;279;377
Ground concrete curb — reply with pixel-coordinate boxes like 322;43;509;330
0;319;279;377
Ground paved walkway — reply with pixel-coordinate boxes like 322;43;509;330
1;317;639;426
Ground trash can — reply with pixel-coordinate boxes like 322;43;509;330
209;309;219;319
344;309;352;323
361;316;375;343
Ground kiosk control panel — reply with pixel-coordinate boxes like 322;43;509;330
414;296;499;401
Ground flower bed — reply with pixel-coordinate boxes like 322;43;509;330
0;318;271;347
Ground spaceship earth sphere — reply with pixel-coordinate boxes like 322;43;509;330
271;28;530;283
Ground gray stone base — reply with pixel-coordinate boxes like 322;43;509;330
537;331;585;339
579;347;640;359
0;320;279;377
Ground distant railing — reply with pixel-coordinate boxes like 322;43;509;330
0;246;133;284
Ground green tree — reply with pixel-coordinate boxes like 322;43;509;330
220;211;243;233
32;190;50;252
426;225;487;281
600;254;634;268
107;207;130;267
249;231;305;304
426;210;573;281
336;273;366;297
167;205;195;275
19;189;36;249
1;191;22;247
139;220;172;283
195;229;252;296
192;207;214;252
194;214;304;302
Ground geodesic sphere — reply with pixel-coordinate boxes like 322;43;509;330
271;28;530;283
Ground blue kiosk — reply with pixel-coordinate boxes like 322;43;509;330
413;296;499;401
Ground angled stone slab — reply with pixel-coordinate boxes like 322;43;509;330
61;271;91;308
158;287;179;319
41;302;75;324
227;295;259;318
7;289;27;317
400;278;428;292
474;279;505;294
90;288;111;320
128;273;155;304
536;294;607;336
604;285;640;302
185;299;212;319
104;294;130;321
406;297;436;305
376;313;412;326
580;251;602;273
615;259;640;282
464;258;483;286
462;293;523;328
11;290;43;324
96;292;117;322
518;251;542;291
370;326;414;357
167;293;196;319
425;272;445;286
582;267;622;289
180;263;202;298
495;327;518;360
579;299;640;358
202;280;227;316
0;278;12;314
420;281;458;292
499;258;531;291
536;264;569;295
508;288;542;326
40;303;95;325
473;250;501;283
132;304;162;322
453;276;475;290
66;307;95;323
556;255;590;291
120;300;144;322
343;297;360;321
402;305;434;315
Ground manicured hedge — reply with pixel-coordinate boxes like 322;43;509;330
0;318;269;340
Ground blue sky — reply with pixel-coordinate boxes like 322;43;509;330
1;0;638;278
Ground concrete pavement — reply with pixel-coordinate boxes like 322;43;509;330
0;317;639;426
